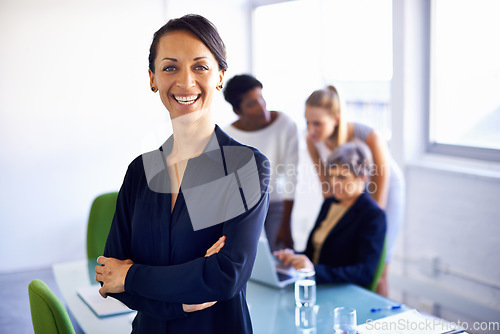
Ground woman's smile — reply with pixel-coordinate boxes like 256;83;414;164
149;30;224;120
174;94;201;105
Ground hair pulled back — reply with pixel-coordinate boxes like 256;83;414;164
148;14;227;73
305;85;347;146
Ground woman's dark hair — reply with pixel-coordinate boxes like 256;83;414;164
148;14;227;73
223;74;263;111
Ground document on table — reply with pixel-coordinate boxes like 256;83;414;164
357;309;467;334
77;285;134;317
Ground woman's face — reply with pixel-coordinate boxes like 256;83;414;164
236;87;271;128
328;166;365;202
305;106;337;142
149;30;224;121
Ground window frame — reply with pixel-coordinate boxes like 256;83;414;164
426;0;500;162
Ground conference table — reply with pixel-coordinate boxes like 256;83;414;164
53;258;406;333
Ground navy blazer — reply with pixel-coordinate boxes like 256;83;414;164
304;192;386;286
104;125;269;333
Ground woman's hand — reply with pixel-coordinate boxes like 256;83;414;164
274;248;295;264
274;249;314;271
181;236;226;313
95;256;133;298
182;301;217;313
95;238;225;304
205;235;225;257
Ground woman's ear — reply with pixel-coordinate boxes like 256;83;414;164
149;69;157;91
216;70;225;91
218;69;226;86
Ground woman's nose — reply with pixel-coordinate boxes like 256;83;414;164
259;98;267;111
176;70;195;88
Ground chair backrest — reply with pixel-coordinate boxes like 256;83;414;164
86;192;118;259
28;279;75;334
365;240;387;292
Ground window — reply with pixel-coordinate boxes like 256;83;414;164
429;0;500;161
253;0;393;140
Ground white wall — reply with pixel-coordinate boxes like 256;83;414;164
390;0;500;331
0;0;250;273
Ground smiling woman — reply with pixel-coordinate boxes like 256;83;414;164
94;14;270;334
149;31;224;123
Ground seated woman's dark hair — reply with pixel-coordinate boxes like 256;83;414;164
148;14;228;73
223;74;263;111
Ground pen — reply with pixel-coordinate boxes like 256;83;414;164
370;305;402;312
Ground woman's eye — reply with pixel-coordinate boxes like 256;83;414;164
163;66;176;72
195;65;209;71
245;101;258;108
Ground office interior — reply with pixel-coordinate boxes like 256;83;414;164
0;0;499;333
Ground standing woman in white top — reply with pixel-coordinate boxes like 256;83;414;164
304;85;405;296
223;74;299;251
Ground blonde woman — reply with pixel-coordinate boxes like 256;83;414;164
304;85;405;296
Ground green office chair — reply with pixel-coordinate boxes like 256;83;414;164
86;192;118;259
365;240;387;292
28;279;76;334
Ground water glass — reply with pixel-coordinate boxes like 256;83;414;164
333;307;357;334
295;305;319;334
294;268;316;307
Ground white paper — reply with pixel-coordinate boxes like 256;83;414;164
77;285;134;317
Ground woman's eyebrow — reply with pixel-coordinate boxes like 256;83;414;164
161;57;209;62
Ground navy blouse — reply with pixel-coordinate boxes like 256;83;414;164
104;125;269;333
304;192;386;286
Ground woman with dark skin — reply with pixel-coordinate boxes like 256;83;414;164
223;74;299;251
94;15;269;333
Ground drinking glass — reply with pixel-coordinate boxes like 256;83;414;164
295;305;319;334
294;268;316;307
333;307;357;334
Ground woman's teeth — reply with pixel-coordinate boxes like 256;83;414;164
175;95;198;105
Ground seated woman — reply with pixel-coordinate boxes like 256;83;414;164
275;141;386;286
